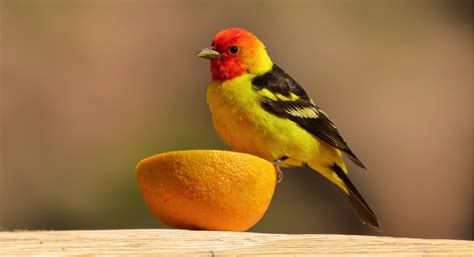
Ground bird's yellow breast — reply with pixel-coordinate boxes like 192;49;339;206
207;74;320;166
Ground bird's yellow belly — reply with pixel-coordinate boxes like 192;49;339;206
207;76;320;167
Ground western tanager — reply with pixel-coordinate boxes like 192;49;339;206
197;27;381;231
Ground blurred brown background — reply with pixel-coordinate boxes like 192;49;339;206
1;1;472;240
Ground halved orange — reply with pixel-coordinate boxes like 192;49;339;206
136;150;277;231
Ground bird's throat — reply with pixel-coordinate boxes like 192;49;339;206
210;60;247;81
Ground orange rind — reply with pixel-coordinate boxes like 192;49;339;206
136;150;277;231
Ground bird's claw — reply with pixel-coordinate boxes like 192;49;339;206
273;159;283;183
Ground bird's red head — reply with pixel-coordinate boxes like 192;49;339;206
198;28;269;81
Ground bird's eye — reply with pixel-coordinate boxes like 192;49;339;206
228;46;239;54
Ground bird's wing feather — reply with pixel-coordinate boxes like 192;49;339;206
253;64;366;169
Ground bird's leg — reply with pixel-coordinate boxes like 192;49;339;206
274;162;283;183
273;156;288;183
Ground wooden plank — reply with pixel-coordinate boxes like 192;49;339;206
0;229;472;256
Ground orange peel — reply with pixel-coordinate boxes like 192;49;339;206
136;150;277;231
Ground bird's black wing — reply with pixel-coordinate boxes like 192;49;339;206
253;64;366;169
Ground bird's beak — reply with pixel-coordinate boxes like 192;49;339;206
197;47;221;60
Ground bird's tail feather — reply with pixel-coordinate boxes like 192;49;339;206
330;164;382;232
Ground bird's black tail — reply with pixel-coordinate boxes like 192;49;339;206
331;164;382;232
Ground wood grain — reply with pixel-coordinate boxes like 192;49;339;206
0;229;472;256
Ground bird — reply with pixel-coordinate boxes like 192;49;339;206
197;27;381;232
